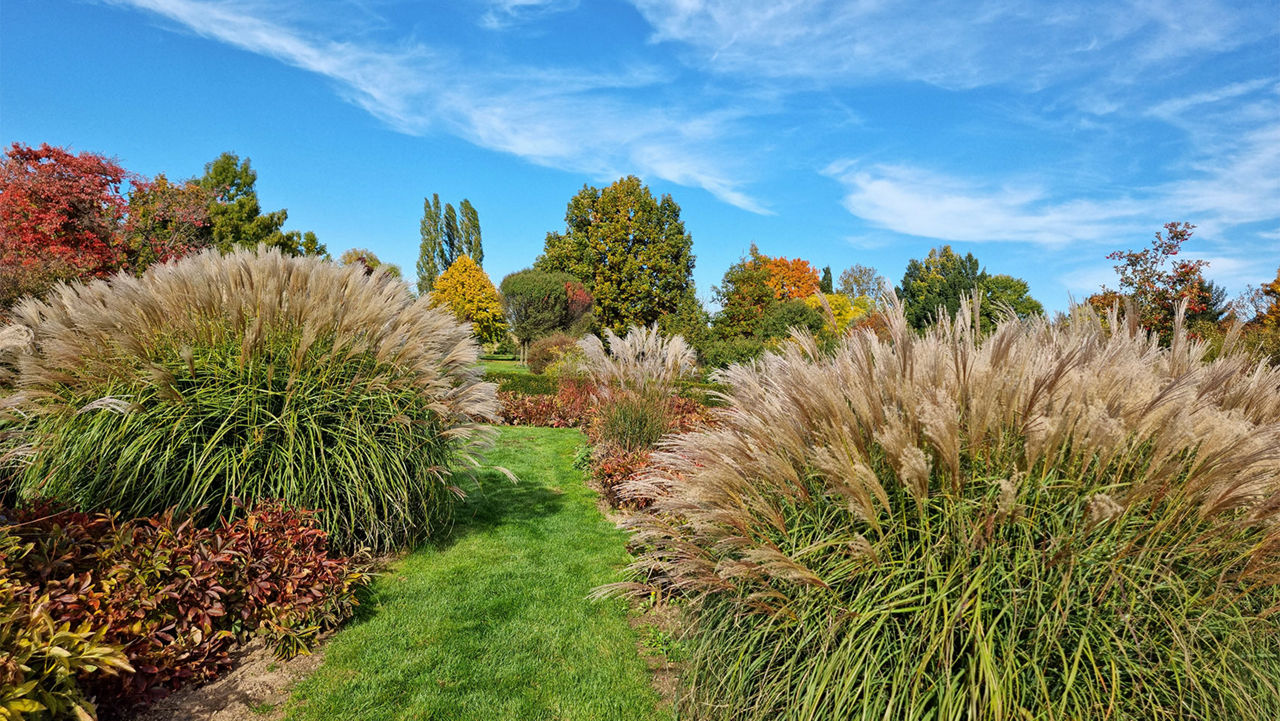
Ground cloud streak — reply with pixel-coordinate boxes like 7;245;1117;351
627;0;1275;92
109;0;769;211
823;161;1149;247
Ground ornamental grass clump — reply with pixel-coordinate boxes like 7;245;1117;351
0;247;498;551
577;324;697;396
607;298;1280;720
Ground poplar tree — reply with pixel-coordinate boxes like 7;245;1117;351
460;199;482;266
417;194;482;293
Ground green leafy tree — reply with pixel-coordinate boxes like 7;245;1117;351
197;153;325;257
417;194;483;294
535;176;695;332
897;246;986;329
820;266;833;294
898;248;1041;330
839;263;885;304
459;199;482;265
712;244;776;338
757;299;825;341
983;274;1043;320
339;248;402;278
499;268;587;346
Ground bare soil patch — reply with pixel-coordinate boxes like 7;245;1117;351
130;638;323;721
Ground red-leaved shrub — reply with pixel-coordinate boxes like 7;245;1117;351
1;501;371;715
591;445;653;509
498;378;600;428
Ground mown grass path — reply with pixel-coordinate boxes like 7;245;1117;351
284;426;665;721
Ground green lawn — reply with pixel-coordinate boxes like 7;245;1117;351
284;426;666;721
479;359;529;375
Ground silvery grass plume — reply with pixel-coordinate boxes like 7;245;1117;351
603;294;1280;720
0;246;498;551
577;324;697;396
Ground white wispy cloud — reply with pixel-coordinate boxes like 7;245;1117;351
108;0;768;211
1147;79;1275;120
479;0;579;30
111;0;435;132
822;161;1149;247
627;0;1274;92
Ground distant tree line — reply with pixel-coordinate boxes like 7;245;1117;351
8;142;1279;366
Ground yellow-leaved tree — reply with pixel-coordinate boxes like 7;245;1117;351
804;292;871;334
430;255;507;347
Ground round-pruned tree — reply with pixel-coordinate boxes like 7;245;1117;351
499;268;591;346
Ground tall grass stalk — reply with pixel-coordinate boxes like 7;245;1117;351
0;247;498;551
605;297;1280;720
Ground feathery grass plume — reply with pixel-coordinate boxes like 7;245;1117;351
577;324;697;396
604;295;1280;720
0;246;498;551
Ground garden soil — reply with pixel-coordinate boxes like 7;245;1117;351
132;639;323;721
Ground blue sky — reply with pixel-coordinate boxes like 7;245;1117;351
3;0;1278;311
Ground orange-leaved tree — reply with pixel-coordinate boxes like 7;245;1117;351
763;254;820;300
431;255;507;347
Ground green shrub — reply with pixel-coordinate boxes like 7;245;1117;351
0;247;497;551
527;333;577;375
608;301;1280;720
484;370;557;395
696;336;764;368
756;298;825;341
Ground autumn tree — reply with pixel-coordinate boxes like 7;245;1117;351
763;255;820;300
499;268;592;346
0;143;135;308
535;176;695;332
805;292;865;334
1088;222;1208;342
122;174;214;271
431;255;507;347
417;194;482;294
1260;267;1280;329
339;248;402;278
197;152;324;257
1;143;129;273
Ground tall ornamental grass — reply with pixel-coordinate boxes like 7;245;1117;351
577;324;697;396
0;247;498;551
608;299;1280;720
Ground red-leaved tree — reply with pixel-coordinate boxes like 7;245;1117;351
1;144;215;311
1088;222;1209;342
1;143;131;275
1;143;134;309
122;173;213;272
